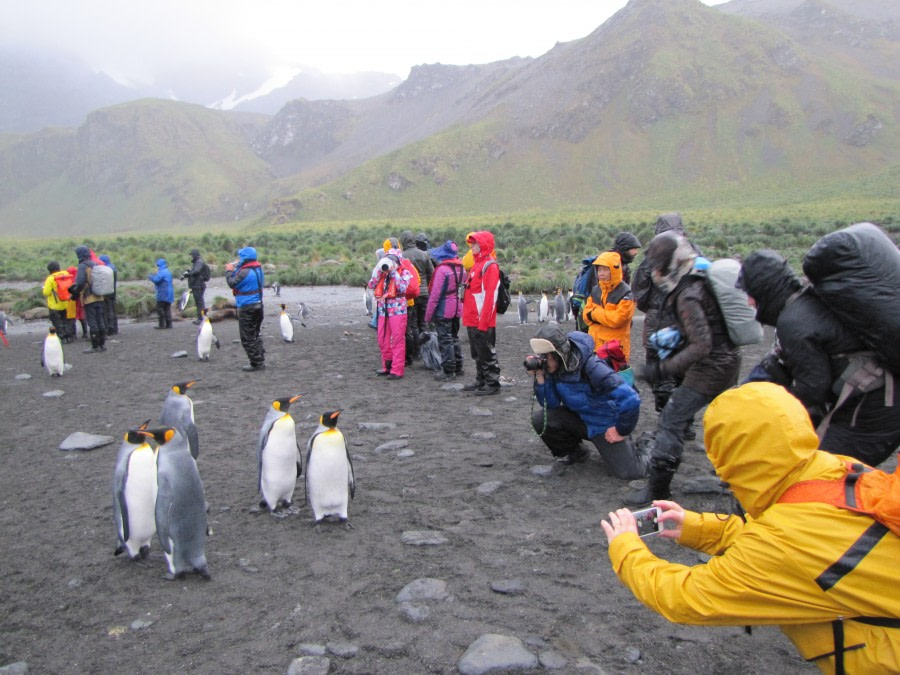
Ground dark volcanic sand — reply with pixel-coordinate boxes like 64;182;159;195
0;285;813;673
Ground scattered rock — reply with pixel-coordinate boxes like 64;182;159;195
398;602;431;623
539;649;568;669
400;531;448;546
170;351;188;358
457;634;538;675
531;465;555;477
472;431;495;440
59;432;115;451
469;406;492;417
503;396;517;403
474;459;494;467
624;646;642;663
23;307;49;320
326;641;358;658
358;422;397;431
286;656;331;675
682;475;725;494
374;642;407;657
397;449;415;458
297;643;326;656
14;374;31;380
490;579;524;596
0;662;29;674
396;578;449;602
64;363;73;371
477;481;502;495
374;439;408;453
67;578;82;588
43;390;65;397
131;619;154;630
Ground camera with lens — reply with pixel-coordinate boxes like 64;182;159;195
523;354;547;371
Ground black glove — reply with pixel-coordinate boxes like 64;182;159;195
638;360;662;384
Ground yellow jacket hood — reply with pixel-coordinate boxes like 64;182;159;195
704;382;847;518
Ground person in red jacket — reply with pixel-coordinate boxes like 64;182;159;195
462;231;501;396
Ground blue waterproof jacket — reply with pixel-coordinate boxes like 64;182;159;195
534;332;640;437
148;259;174;303
226;247;264;308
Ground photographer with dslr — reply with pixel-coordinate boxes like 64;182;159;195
181;248;210;324
528;324;647;478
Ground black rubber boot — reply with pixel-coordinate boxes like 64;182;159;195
625;456;679;507
376;360;392;376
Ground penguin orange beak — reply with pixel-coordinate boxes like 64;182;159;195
289;394;304;404
329;410;343;420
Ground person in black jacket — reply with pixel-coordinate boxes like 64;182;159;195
400;230;434;363
181;249;209;324
738;249;900;467
610;232;641;286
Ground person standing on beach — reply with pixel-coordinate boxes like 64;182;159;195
461;231;501;396
226;246;266;372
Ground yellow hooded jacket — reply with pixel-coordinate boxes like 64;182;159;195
42;270;70;311
608;382;900;673
582;251;635;360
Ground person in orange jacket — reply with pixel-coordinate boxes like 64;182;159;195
602;382;900;674
582;250;636;361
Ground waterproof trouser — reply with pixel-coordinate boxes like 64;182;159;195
155;301;172;328
435;317;463;375
104;295;118;334
85;301;107;349
467;327;500;390
48;309;70;341
531;405;647;480
238;303;265;367
191;286;206;316
377;312;407;376
405;298;427;361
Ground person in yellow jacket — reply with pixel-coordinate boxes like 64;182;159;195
42;261;73;343
602;381;900;674
582;251;635;361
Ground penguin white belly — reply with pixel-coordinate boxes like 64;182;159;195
280;312;294;342
261;418;298;508
197;323;213;360
308;443;350;519
43;335;64;376
122;448;157;557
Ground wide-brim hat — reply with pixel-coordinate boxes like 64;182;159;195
529;324;577;371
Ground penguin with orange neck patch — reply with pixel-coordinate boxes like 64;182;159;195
160;380;199;459
306;410;354;532
257;395;303;514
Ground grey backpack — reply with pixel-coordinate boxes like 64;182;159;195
90;264;115;296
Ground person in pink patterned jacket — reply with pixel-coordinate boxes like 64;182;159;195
368;247;413;380
424;240;465;381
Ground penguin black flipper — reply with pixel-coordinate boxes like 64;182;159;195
304;429;322;505
345;442;355;500
186;425;199;460
214;336;220;349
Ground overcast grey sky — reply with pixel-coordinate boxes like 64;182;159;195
3;0;727;87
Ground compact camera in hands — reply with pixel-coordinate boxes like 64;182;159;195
523;354;547;371
632;506;663;538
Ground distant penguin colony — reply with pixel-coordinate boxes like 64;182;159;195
279;304;294;343
306;410;355;532
160;381;200;460
257;395;303;514
42;326;64;376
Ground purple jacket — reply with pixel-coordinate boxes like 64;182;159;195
425;259;464;323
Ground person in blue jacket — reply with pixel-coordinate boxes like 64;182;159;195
148;258;174;329
528;323;648;478
226;246;266;371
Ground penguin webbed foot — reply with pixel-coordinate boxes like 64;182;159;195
343;519;354;531
313;520;325;534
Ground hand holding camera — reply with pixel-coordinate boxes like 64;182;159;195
523;354;547;372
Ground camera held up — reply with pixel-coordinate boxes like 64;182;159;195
523;354;547;371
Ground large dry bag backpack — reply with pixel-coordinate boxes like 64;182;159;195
802;222;900;374
90;264;115;296
693;258;764;346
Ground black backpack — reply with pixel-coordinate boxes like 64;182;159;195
484;261;511;314
201;261;211;282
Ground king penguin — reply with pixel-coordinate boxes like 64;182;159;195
306;410;354;532
112;421;156;560
538;292;549;323
148;427;210;580
160;381;199;459
197;309;220;361
258;395;303;514
516;292;528;325
554;289;567;323
363;286;374;317
279;304;294;343
42;326;64;377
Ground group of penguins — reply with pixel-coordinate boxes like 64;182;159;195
112;382;355;580
516;289;573;325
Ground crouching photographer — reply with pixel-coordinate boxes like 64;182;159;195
528;324;648;478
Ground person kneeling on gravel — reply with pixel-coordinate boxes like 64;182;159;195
528;324;648;478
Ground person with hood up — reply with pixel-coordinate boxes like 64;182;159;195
462;231;501;396
98;254;118;335
66;265;85;340
528;324;647;475
610;232;641;285
626;231;740;506
424;240;465;381
738;250;900;467
582;251;636;361
226;246;265;371
400;230;434;364
182;248;210;324
415;232;431;252
602;382;900;674
148;258;174;330
368;246;413;379
632;213;702;413
69;245;109;352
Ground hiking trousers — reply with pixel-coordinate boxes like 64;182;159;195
238;303;264;367
467;327;500;389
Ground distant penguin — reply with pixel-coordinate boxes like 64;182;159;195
538;292;549;322
299;302;310;320
554;289;566;323
42;326;64;376
306;410;354;532
160;381;199;459
566;290;574;321
179;290;191;312
279;304;294;343
112;421;156;561
363;286;374;317
517;292;528;325
196;309;220;361
272;281;281;297
258;395;303;514
150;427;210;580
